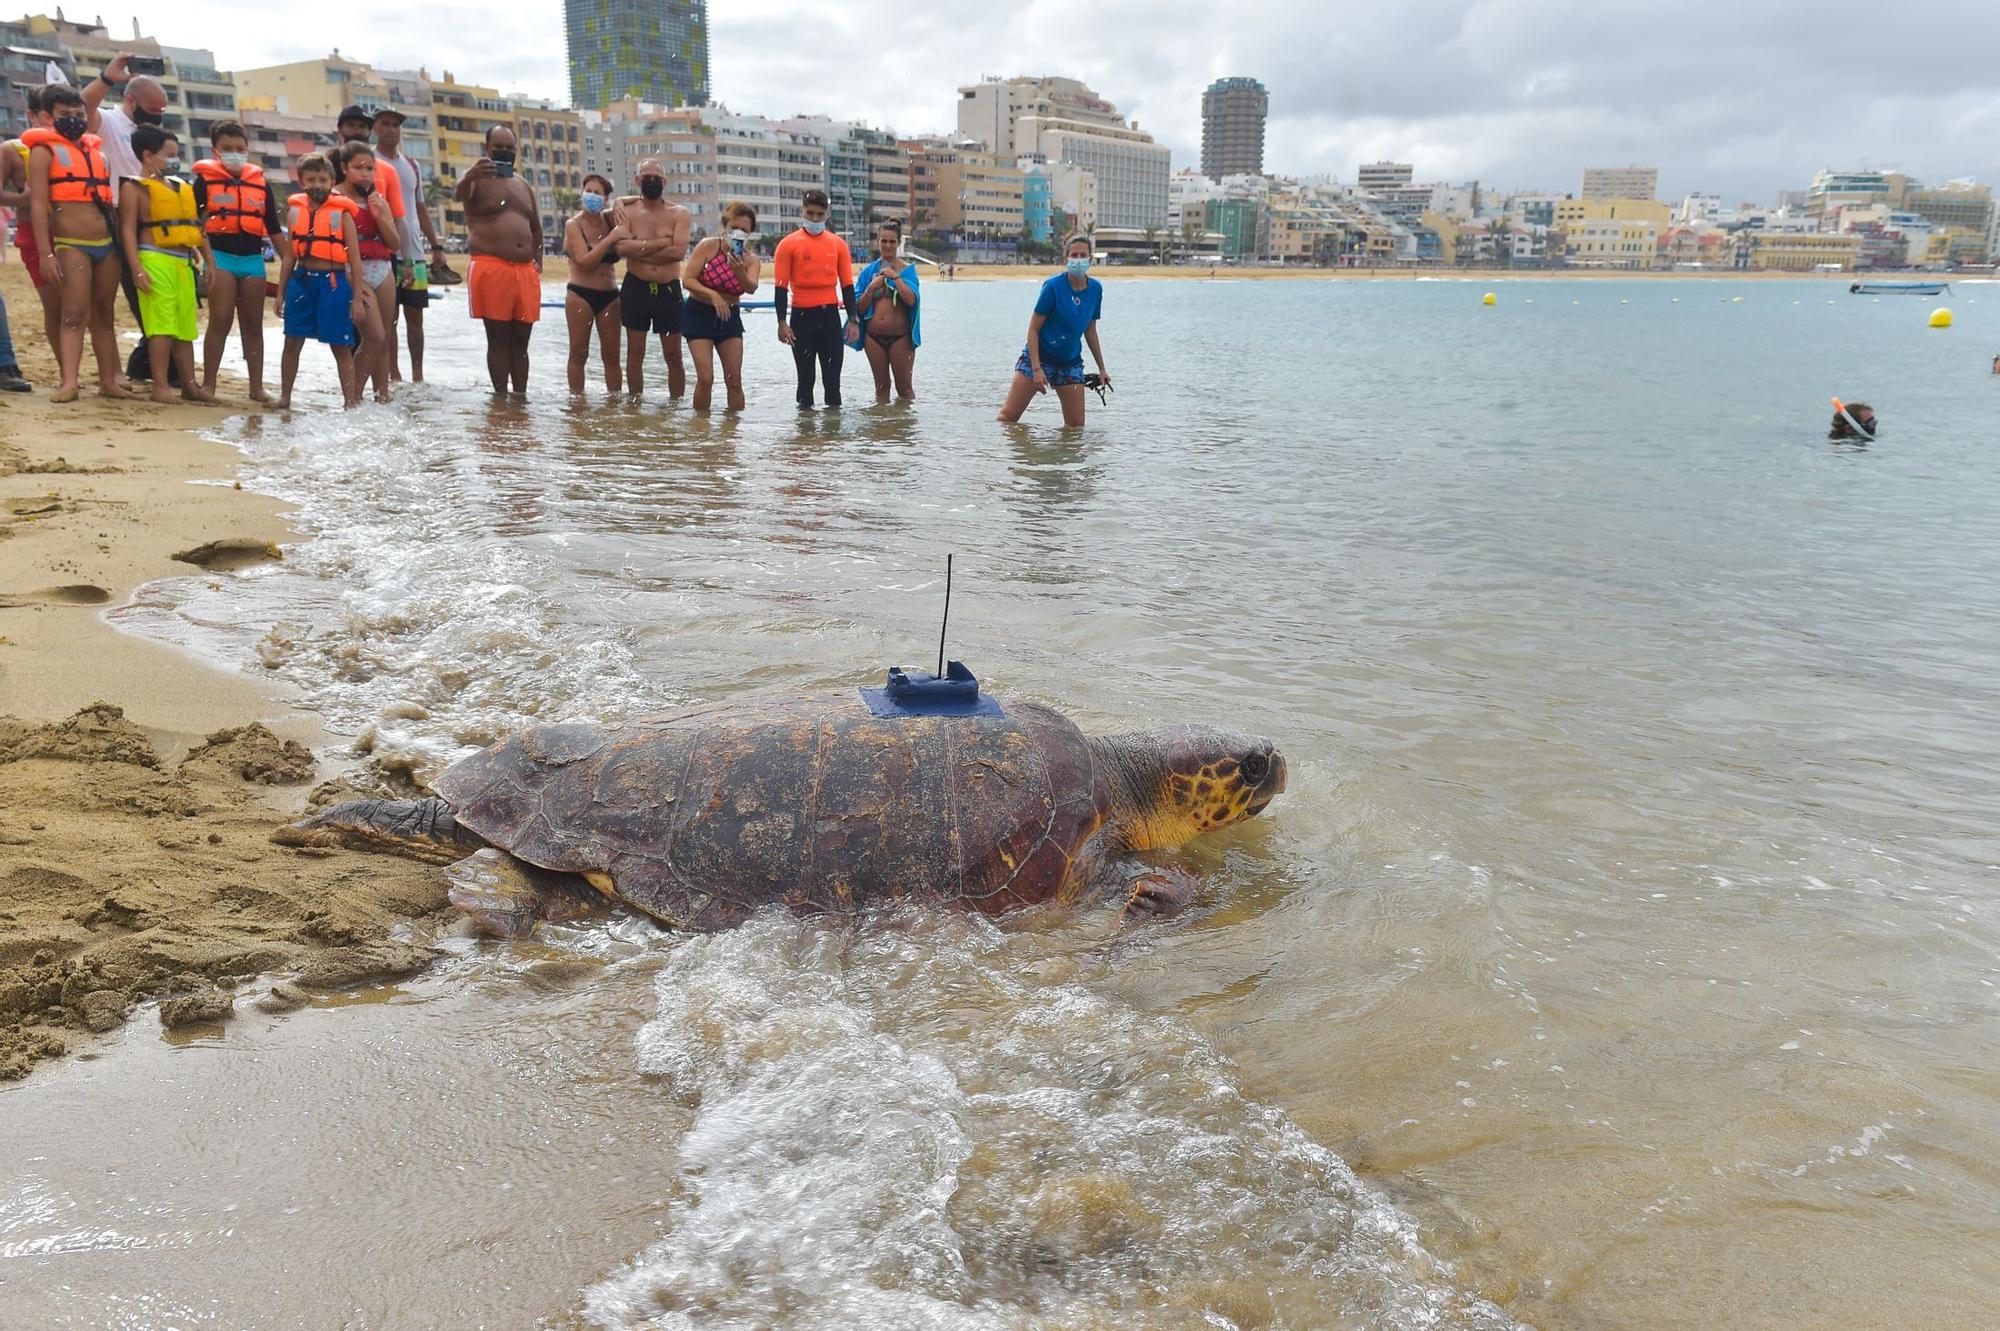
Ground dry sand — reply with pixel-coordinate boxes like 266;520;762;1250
0;259;449;1080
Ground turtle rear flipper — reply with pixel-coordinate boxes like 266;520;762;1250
446;848;608;938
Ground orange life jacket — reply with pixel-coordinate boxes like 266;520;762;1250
192;158;270;238
21;126;112;207
288;192;357;265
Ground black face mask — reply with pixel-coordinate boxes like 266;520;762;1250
354;182;373;197
132;107;164;126
490;146;516;164
639;176;664;200
53;115;86;141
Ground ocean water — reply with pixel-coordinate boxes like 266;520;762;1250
6;275;2000;1329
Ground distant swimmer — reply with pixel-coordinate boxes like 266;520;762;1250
1991;354;1999;375
996;232;1109;426
1829;400;1877;440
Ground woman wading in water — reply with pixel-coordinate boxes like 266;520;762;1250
996;232;1108;426
851;218;919;402
679;200;761;413
563;173;623;393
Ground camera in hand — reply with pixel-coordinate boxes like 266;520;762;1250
124;55;166;76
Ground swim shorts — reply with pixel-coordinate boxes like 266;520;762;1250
284;269;356;346
620;274;683;335
468;256;541;323
137;250;198;341
395;259;429;309
681;298;744;343
1015;348;1086;387
210;249;267;280
15;221;44;288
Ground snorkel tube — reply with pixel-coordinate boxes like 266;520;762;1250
1830;396;1875;439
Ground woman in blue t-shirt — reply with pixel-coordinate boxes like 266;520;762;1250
997;232;1111;425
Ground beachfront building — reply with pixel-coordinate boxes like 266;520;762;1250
1200;76;1266;180
862;132;912;227
774;116;871;237
1505;192;1565;227
1581;165;1657;201
1045;161;1097;235
235;108;337;194
0;20;70;136
1806;169;1894;227
933;148;1026;249
1902;180;1993;261
565;0;706;111
1750;231;1860;271
1357;161;1413;193
698;107;826;243
21;14;235;158
957;75;1169;231
596;102;718;234
236;57;439;222
1019;158;1053;245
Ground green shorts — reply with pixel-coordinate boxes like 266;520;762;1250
137;249;198;342
396;259;430;309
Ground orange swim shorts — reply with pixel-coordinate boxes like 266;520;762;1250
467;257;542;324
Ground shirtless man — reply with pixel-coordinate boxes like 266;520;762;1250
610;158;691;399
453;124;541;394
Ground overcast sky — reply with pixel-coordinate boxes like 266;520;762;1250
104;0;2000;203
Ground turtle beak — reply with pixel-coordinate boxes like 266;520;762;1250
1244;749;1286;817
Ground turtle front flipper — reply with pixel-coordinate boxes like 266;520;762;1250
1116;856;1201;923
446;848;610;938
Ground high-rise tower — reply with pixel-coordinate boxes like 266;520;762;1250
1200;76;1266;180
565;0;708;111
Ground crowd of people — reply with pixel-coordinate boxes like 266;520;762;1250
2;58;1111;423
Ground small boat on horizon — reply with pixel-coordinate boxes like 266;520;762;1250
1849;280;1951;296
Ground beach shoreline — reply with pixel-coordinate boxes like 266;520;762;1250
0;260;449;1080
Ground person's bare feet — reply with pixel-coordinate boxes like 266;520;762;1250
181;385;218;404
248;387;270;403
150;388;176;404
99;382;136;399
275;395;292;410
50;384;80;403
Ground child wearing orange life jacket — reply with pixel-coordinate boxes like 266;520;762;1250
26;83;131;402
1;85;56;391
275;151;366;410
119;125;216;405
193;119;282;401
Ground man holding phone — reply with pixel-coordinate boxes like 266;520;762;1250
83;52;170;191
452;124;542;395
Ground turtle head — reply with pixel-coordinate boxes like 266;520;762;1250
1094;725;1287;851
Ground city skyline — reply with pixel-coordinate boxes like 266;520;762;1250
34;0;2000;202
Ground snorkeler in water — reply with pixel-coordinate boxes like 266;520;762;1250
1829;400;1877;440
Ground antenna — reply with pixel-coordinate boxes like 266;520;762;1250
937;553;953;679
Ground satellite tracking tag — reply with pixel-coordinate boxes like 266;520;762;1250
860;661;1004;718
859;553;1005;718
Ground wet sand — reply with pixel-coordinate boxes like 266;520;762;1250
0;261;448;1079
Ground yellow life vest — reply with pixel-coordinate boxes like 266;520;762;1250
135;175;203;250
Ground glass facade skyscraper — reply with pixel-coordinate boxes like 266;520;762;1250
565;0;708;111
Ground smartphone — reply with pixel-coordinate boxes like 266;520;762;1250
124;55;166;76
493;161;515;179
731;234;746;256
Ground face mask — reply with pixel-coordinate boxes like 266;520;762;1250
354;181;373;197
490;147;516;164
1067;257;1091;276
219;151;248;170
53;115;85;141
582;192;606;213
802;219;825;236
305;185;331;205
132;108;164;127
162;156;182;174
639;176;664;200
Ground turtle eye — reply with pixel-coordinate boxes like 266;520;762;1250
1239;753;1269;784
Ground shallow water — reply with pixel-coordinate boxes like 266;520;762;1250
7;276;2000;1328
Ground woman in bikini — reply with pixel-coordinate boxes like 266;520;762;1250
564;173;623;394
333;141;399;404
679;200;761;414
851;217;919;402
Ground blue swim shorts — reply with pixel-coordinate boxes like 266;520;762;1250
211;249;268;281
284;270;356;346
1015;348;1087;387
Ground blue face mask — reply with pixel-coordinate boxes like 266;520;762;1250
802;219;826;236
1066;256;1090;276
581;192;606;213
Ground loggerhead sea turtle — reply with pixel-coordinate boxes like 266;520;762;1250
279;689;1286;935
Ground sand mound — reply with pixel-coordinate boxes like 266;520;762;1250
0;704;451;1079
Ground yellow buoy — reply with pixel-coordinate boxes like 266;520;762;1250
1929;307;1953;328
1482;292;1497;306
